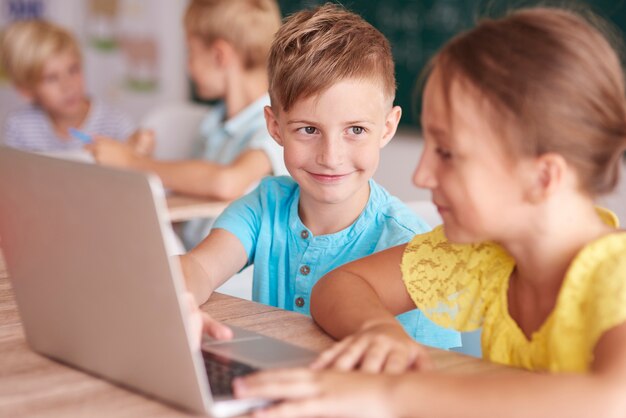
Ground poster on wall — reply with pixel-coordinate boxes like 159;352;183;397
86;0;160;93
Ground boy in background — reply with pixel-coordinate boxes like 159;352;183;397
0;20;138;153
183;4;461;349
86;0;287;249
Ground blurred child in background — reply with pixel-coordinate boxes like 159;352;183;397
0;20;142;154
86;0;287;249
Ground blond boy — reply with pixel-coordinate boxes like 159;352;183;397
86;0;287;249
184;4;460;349
0;20;135;152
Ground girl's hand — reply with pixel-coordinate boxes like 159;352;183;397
234;368;396;418
312;320;432;373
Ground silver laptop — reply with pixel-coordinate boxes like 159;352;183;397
0;146;317;417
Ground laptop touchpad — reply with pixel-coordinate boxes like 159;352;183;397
202;334;317;369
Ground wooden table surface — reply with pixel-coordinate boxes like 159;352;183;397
166;194;230;223
0;253;511;417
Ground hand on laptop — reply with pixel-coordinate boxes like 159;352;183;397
185;292;233;350
233;368;396;418
310;320;432;373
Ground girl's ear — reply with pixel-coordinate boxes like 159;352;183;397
525;153;567;203
264;105;283;146
380;105;402;148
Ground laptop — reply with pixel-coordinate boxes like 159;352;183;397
0;146;317;417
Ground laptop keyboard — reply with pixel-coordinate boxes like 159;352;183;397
202;350;258;396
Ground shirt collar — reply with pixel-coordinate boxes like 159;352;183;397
223;93;270;136
288;179;383;247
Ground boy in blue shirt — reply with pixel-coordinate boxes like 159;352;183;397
182;4;460;349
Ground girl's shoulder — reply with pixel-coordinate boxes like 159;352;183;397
401;226;514;331
403;225;512;271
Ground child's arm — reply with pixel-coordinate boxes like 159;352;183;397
235;322;626;418
310;244;431;372
180;228;249;304
86;136;272;200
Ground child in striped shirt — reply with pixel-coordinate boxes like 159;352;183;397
0;20;146;154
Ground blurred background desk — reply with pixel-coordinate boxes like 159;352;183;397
0;252;514;417
166;193;230;223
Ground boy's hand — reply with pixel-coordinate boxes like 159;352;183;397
234;368;395;418
85;135;140;168
311;321;432;373
185;292;233;351
127;129;155;157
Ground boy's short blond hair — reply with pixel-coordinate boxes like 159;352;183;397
0;19;80;88
184;0;281;70
269;3;396;112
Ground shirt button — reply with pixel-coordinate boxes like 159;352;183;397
300;230;309;239
295;297;305;308
300;265;310;275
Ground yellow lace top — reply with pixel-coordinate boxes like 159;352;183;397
401;209;626;372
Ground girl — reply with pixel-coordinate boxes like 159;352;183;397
230;7;626;417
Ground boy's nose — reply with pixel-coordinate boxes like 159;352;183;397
317;137;344;168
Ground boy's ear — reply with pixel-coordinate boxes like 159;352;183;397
380;105;402;148
212;38;236;69
264;105;283;146
16;86;35;103
524;153;567;203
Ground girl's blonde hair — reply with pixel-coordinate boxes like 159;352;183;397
0;19;81;88
432;8;626;195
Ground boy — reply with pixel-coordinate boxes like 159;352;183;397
183;4;460;349
86;0;287;249
0;20;137;153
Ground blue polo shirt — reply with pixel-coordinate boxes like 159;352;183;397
182;94;287;249
213;176;461;349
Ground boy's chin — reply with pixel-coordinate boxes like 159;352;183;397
195;88;222;102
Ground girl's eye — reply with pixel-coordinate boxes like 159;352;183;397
435;147;453;160
350;126;364;135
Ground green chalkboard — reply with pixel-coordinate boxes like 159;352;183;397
277;0;626;127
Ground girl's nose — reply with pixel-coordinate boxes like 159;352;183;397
412;149;437;189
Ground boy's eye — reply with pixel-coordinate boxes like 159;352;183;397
42;74;58;83
69;63;81;75
299;126;318;135
349;126;365;135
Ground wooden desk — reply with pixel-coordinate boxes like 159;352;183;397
166;193;230;223
0;255;509;417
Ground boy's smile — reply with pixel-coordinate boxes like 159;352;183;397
265;78;401;229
